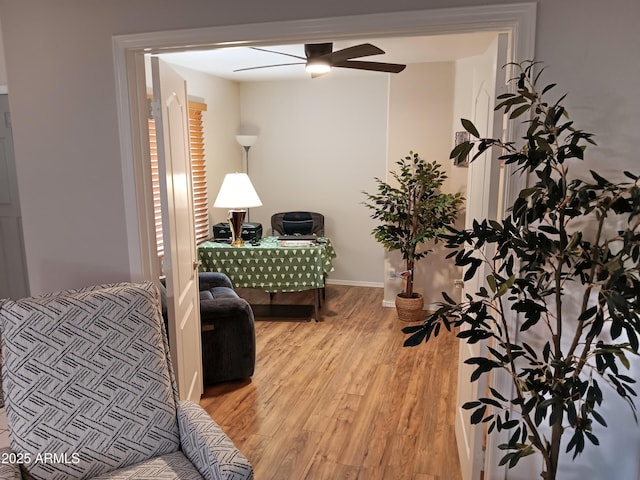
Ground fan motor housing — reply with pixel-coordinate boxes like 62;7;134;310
305;43;333;58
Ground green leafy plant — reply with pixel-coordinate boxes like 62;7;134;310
403;61;640;480
363;152;463;297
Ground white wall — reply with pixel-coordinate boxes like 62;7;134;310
146;59;242;228
385;61;467;306
239;74;388;285
163;64;242;227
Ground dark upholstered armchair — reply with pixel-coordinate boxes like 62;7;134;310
198;272;256;385
271;211;324;236
0;281;253;479
160;272;255;386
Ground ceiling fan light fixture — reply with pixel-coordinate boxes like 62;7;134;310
305;60;331;75
239;42;406;76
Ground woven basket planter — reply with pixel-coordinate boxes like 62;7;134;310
395;293;424;322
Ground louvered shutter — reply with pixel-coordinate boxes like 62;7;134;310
188;102;209;245
149;100;209;257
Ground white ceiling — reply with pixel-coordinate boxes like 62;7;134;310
158;32;499;82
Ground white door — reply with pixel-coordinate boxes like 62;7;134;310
151;58;203;402
456;33;509;480
0;95;29;300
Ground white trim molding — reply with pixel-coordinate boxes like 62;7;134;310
327;279;384;289
382;299;441;310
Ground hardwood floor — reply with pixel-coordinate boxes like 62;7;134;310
200;285;463;480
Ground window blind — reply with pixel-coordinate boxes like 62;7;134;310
148;100;209;257
188;102;209;246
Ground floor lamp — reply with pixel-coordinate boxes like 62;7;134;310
236;135;258;175
213;173;262;247
236;135;258;220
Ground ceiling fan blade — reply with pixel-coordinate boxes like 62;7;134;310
324;43;385;63
250;46;306;61
310;71;330;79
233;62;305;72
333;60;406;73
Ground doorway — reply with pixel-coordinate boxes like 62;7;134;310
113;5;536;479
114;4;535;284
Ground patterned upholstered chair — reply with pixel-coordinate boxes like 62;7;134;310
0;282;253;480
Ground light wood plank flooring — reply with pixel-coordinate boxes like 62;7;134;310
200;285;462;480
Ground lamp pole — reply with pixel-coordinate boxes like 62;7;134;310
242;145;251;176
235;135;258;221
235;135;258;173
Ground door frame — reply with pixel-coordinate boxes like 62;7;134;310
112;4;536;478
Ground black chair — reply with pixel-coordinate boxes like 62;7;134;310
270;211;327;303
271;211;324;236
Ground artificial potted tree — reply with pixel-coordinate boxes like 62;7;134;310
403;61;640;479
363;152;463;321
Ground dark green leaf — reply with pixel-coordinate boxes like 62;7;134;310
490;387;508;402
585;431;600;446
487;275;497;293
403;329;427;347
578;306;598;322
470;405;487;424
510;104;531;119
442;291;457;305
461;118;480;138
501;419;519;429
590;170;612;186
450;141;473;160
591;410;607;427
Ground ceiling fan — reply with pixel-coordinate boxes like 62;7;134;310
234;42;406;77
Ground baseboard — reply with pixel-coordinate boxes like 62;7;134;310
382;299;439;311
325;279;384;288
326;281;436;311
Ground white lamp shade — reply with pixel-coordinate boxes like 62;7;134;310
213;173;263;209
235;135;258;147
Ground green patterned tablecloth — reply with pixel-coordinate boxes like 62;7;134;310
198;236;336;293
